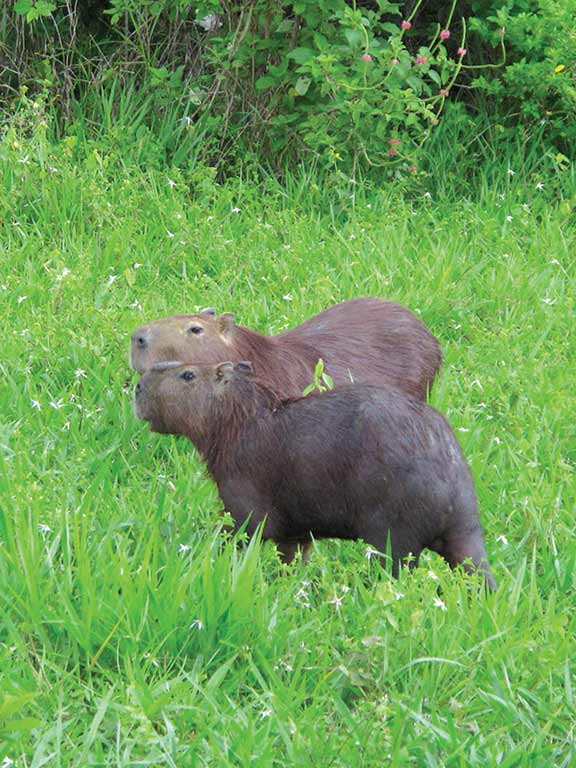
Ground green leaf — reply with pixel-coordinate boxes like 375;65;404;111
255;75;278;92
287;47;315;65
14;0;33;14
295;77;311;96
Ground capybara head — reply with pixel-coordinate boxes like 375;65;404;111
134;360;255;437
130;309;239;374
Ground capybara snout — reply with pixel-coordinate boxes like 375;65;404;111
134;361;495;589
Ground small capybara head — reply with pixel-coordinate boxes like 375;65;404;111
134;360;254;436
130;309;238;374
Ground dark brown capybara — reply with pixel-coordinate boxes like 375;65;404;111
134;360;495;589
130;298;442;401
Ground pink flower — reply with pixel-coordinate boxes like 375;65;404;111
388;149;398;157
415;56;427;65
391;58;399;65
457;47;467;57
408;166;417;172
440;29;450;41
389;138;400;146
439;88;450;97
401;20;412;30
361;53;373;62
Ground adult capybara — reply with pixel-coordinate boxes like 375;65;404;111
130;298;441;401
134;360;495;588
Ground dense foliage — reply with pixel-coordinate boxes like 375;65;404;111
1;1;574;173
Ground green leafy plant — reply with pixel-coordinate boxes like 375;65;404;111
303;358;335;396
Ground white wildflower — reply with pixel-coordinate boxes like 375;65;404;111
507;168;515;176
2;757;15;768
107;274;118;287
259;708;272;719
496;534;509;546
38;523;52;534
178;543;192;554
18;155;30;164
182;115;193;126
427;569;439;581
62;422;70;431
282;294;293;302
231;207;241;214
166;230;175;238
456;427;470;433
17;295;27;304
433;597;447;611
190;619;204;631
49;399;64;410
535;182;544;191
506;215;513;222
167;178;176;188
31;399;41;410
132;262;143;269
328;594;344;610
75;369;87;379
365;546;380;560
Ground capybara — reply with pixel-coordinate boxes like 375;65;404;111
130;298;441;401
134;361;495;589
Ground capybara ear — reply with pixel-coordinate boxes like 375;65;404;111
200;307;216;316
215;361;235;381
217;313;235;337
235;361;254;376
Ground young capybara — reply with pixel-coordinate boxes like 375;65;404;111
134;360;495;589
130;298;441;401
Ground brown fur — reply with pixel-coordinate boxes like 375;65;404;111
134;361;495;589
130;298;442;400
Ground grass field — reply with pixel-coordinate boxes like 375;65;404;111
0;141;575;766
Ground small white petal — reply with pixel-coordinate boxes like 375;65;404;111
433;597;447;611
17;295;27;304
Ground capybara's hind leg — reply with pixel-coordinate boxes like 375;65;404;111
276;540;312;565
437;526;496;590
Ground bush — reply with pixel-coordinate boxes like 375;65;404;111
467;0;576;155
1;0;574;172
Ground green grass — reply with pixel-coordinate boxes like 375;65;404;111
0;135;575;766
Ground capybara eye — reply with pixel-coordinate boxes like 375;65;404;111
180;371;196;382
188;326;204;335
136;336;146;347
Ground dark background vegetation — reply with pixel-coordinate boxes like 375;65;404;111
1;0;574;177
